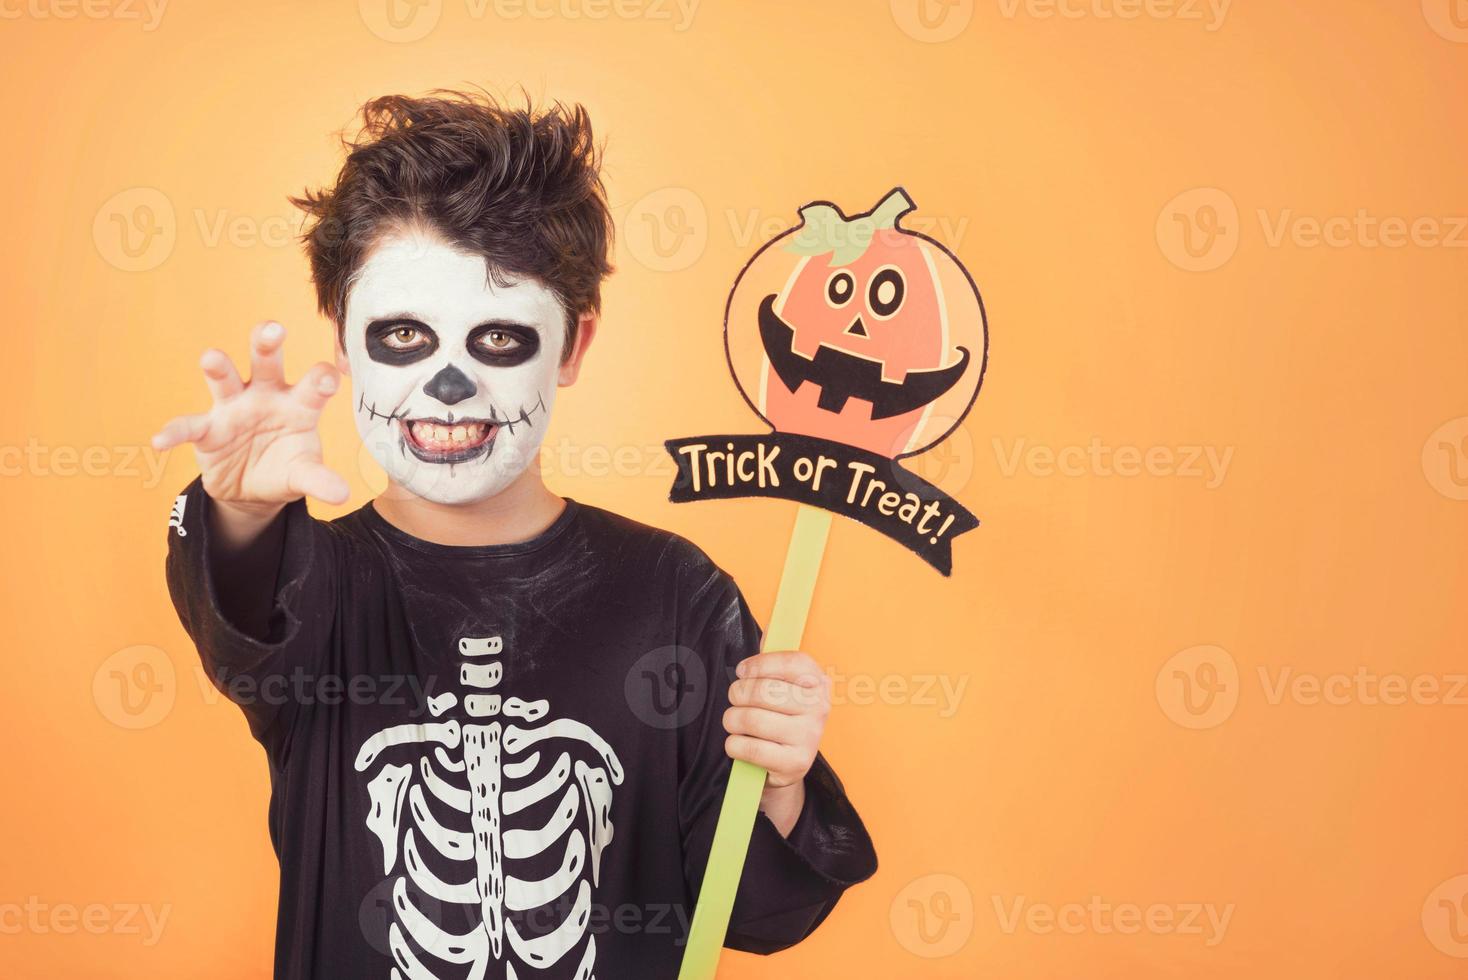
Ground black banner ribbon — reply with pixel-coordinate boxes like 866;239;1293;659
664;431;978;575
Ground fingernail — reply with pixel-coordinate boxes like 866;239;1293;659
736;662;746;678
263;322;282;340
318;375;337;394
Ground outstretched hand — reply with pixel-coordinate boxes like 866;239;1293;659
152;321;350;513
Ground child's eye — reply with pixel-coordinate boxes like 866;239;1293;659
365;318;438;364
467;323;539;366
386;326;426;349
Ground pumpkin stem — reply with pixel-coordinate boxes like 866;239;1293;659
785;188;918;266
869;186;916;231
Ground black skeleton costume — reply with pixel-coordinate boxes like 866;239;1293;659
165;232;875;978
164;480;877;979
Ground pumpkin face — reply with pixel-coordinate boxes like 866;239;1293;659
725;188;986;458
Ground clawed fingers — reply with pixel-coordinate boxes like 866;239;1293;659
249;321;287;386
286;460;350;505
200;348;244;403
290;362;341;414
151;413;211;451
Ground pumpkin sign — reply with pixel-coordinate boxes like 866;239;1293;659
726;187;987;458
671;187;984;574
667;188;989;980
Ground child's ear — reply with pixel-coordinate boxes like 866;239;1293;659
558;313;598;387
334;333;351;377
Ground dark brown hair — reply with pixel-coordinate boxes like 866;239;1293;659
291;90;614;358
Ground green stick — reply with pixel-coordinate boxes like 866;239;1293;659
677;504;833;979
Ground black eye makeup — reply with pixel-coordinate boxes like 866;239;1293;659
467;321;540;367
366;318;439;365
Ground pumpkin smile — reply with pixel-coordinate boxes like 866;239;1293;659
757;293;970;420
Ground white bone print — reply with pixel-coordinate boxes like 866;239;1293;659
169;494;188;536
355;635;624;979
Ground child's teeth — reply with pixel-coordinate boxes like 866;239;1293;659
406;420;494;450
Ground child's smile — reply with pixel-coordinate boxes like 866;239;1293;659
401;416;498;464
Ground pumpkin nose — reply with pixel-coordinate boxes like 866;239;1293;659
844;316;869;338
423;364;477;405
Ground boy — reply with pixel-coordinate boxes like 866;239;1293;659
153;92;876;979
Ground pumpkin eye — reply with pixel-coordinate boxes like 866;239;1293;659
825;270;855;308
868;266;905;319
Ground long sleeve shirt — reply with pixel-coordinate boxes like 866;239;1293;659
164;478;877;979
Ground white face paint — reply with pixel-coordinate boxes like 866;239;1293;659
343;231;567;505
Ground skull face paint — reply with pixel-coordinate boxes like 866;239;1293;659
344;232;567;505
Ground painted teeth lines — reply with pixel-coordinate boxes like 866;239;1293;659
359;395;407;423
496;393;548;437
361;392;549;439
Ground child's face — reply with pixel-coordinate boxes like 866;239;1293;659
342;229;568;505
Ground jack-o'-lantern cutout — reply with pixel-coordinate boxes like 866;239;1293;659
725;187;987;457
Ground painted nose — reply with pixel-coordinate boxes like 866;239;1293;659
423;364;477;405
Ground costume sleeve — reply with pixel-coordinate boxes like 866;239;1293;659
677;573;878;955
163;477;338;752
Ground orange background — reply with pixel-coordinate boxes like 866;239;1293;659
4;1;1468;977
